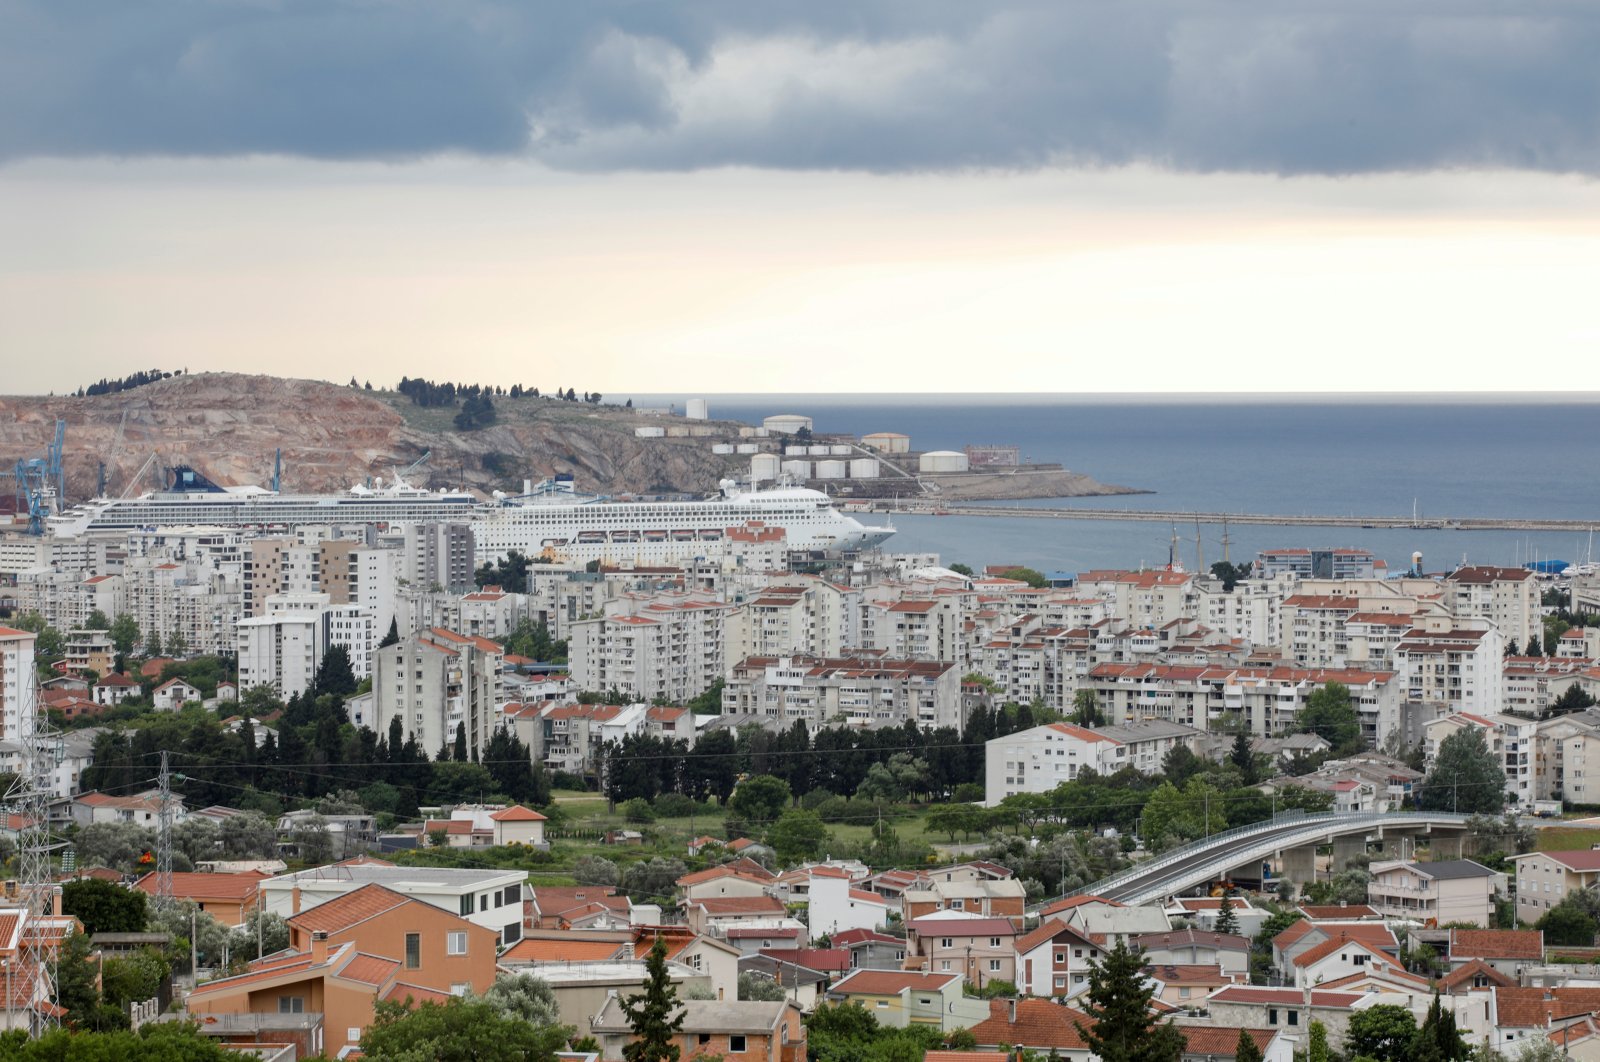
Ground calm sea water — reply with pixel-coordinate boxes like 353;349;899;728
623;396;1600;574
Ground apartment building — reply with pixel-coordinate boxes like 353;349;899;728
985;719;1202;805
1555;627;1600;659
1534;711;1600;803
722;653;962;732
1365;859;1500;927
524;701;648;777
1443;566;1539;649
14;568;125;634
725;577;859;662
371;627;504;761
858;594;967;664
1;626;37;746
1258;548;1377;580
1076;570;1197;629
402;522;477;594
1086;663;1403;747
1509;850;1600;924
1504;656;1596;716
1195;576;1289;650
1423;712;1537;809
904;914;1018;988
1395;621;1505;715
237;592;373;697
568;593;729;703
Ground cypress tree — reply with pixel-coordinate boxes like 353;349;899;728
1215;892;1240;937
621;935;684;1062
1076;939;1185;1062
379;617;400;648
1235;1028;1264;1062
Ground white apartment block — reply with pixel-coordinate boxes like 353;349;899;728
1533;712;1600;804
858;595;967;664
1196;576;1291;648
985;719;1203;806
1087;663;1403;748
515;701;648;776
1075;570;1197;630
123;556;245;657
1442;566;1539;649
14;569;125;633
725;577;860;662
402;522;477;594
1555;628;1600;659
1257;548;1378;580
568;593;729;703
1394;621;1504;715
1575;571;1600;617
722;653;962;732
237;592;373;698
1;626;37;746
0;534;99;577
372;627;504;760
1503;656;1596;717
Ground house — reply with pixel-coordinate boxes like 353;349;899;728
1365;859;1501;927
260;862;527;947
1447;929;1544;977
1164;897;1269;938
724;926;805;957
1509;850;1600;925
902;876;1027;923
1013;918;1103;999
1271;920;1397;981
687;836;724;857
903;913;1018;988
825;969;989;1031
1132;928;1250;978
968;998;1092;1060
72;790;184;828
1488;987;1600;1053
1205;986;1364;1047
527;886;632;930
1289;935;1399;989
184;883;497;1059
92;671;140;707
1178;1026;1291;1062
151;677;202;711
727;838;774;860
489;805;548;847
804;866;889;938
685;896;788;937
1072;905;1172;943
737;955;832;1011
830;928;906;971
678;866;775;903
589;998;805;1062
133;870;266;927
1145;963;1240;1006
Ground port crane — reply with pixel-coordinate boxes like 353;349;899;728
1;418;66;535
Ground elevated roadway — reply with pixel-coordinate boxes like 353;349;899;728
1044;810;1475;909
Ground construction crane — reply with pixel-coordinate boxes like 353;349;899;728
0;419;66;535
391;450;431;488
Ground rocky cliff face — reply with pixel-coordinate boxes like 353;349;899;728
0;373;741;501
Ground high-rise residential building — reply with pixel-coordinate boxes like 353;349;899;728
237;592;374;697
403;523;477;594
372;628;504;760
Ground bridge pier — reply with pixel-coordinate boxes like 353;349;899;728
1278;845;1317;888
1331;835;1366;872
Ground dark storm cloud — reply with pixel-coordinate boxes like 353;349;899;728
3;1;1598;174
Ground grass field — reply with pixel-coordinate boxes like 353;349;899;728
1535;825;1600;852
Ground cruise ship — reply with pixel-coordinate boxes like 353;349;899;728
48;467;894;565
475;476;894;565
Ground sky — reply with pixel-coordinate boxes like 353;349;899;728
2;1;1598;395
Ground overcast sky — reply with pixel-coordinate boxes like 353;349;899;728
2;1;1598;394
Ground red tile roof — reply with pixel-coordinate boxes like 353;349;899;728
831;969;959;995
286;883;411;935
906;916;1016;938
691;896;785;916
969;998;1091;1050
1450;929;1543;961
1436;959;1516;991
1181;1027;1278;1057
133;871;264;902
488;805;547;822
1298;904;1379;919
1529;850;1600;872
337;952;401;987
1293;936;1391;969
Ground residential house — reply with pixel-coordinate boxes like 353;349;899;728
260;861;526;947
133;871;266;927
1013;918;1102;999
152;677;202;711
184;883;497;1059
830;928;907;971
1205;986;1363;1049
902;877;1026;923
1365;859;1501;927
1145;963;1240;1007
967;998;1093;1061
902;913;1018;989
985;719;1203;805
589;997;805;1062
825;969;989;1031
71;790;185;828
804;866;889;938
92;672;140;707
684;896;790;938
1446;929;1544;978
1133;928;1251;978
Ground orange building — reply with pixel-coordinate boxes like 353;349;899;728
590;998;805;1062
185;883;497;1057
133;871;268;927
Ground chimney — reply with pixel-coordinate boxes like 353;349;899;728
621;943;635;960
311;930;329;964
291;885;302;914
1007;998;1017;1023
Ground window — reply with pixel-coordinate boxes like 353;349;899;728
698;1034;712;1045
347;1028;361;1042
405;933;420;969
729;1035;747;1052
1289;1011;1299;1026
450;983;471;996
989;937;1001;948
876;1000;889;1009
989;959;1002;972
940;960;951;971
940;938;953;949
460;895;473;916
1269;1008;1279;1025
918;997;932;1005
1056;952;1066;963
278;997;305;1014
448;931;467;956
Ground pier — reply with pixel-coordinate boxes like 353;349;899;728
866;501;1595;532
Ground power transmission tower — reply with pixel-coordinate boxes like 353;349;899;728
156;750;175;907
5;669;63;1034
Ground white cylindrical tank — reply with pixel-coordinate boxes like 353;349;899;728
736;444;759;454
807;445;830;456
751;453;781;480
634;426;666;438
830;444;852;455
686;398;709;421
763;414;814;435
782;459;812;479
815;460;847;479
862;432;911;454
785;445;808;456
712;443;734;455
850;458;880;479
919;450;970;473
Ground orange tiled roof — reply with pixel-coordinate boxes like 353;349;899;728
133;871;263;902
1450;929;1543;961
501;937;622;963
337;953;401;987
969;998;1091;1050
286;883;412;935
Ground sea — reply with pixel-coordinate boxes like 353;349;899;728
620;395;1600;576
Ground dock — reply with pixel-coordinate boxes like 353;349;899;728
866;502;1596;532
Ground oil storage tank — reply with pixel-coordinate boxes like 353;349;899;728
919;450;970;473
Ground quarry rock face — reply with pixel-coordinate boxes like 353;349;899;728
0;373;738;501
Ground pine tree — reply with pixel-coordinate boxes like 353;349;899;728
1411;993;1469;1062
621;935;684;1062
1230;731;1258;784
1077;939;1185;1062
1215;892;1240;936
1235;1027;1264;1062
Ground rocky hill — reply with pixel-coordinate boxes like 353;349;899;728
0;373;743;501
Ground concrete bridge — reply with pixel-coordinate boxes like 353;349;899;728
1048;810;1476;909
